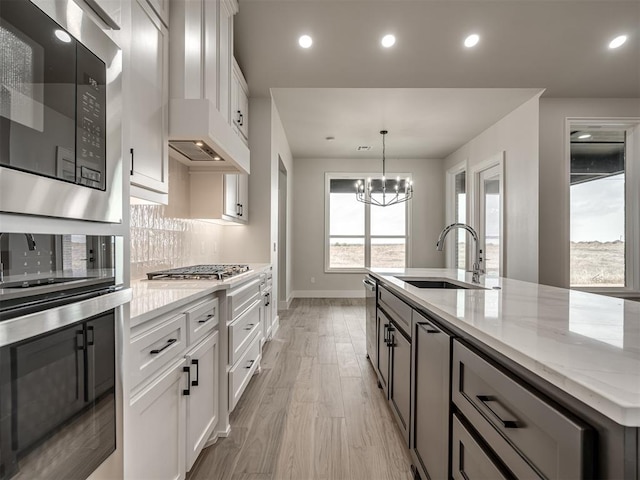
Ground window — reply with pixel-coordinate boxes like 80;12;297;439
446;163;467;270
569;122;640;290
326;174;409;271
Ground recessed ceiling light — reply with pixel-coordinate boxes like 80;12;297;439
213;156;221;161
464;34;480;48
609;35;627;49
55;30;72;43
381;34;396;48
299;35;313;49
578;133;592;139
195;141;204;147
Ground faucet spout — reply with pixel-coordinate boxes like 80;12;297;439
435;223;484;283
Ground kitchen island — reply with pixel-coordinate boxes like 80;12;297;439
368;268;640;480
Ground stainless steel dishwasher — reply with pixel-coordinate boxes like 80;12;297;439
412;311;452;480
363;275;377;367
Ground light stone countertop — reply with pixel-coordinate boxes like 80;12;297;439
130;264;271;326
368;268;640;427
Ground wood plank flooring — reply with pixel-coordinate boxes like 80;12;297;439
188;298;413;480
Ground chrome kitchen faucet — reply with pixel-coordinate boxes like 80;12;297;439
436;223;484;284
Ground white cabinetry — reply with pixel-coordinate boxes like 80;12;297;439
185;331;218;471
83;0;122;29
129;0;169;203
227;277;262;411
146;0;169;26
189;171;248;224
231;59;249;144
127;296;220;478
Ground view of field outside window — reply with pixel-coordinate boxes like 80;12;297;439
454;171;466;269
328;178;407;269
570;129;625;287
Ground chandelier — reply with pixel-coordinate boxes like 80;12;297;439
355;130;413;207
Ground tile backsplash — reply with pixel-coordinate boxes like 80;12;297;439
130;203;223;280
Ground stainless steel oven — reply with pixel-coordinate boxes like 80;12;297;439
0;233;130;480
0;0;122;223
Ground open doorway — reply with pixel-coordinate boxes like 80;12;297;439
278;158;288;309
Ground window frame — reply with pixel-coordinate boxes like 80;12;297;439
324;172;411;273
567;118;640;295
445;160;467;269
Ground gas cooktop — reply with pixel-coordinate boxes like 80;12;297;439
146;264;251;281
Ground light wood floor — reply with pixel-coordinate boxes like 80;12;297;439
187;298;414;480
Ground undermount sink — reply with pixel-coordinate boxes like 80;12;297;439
395;277;487;290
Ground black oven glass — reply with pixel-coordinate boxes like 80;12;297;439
0;310;116;480
0;0;107;190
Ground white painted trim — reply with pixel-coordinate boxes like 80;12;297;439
567;118;640;292
470;151;505;277
278;298;292;310
292;290;365;298
445;160;467;268
271;315;280;336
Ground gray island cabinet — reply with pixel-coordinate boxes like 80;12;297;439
367;268;640;480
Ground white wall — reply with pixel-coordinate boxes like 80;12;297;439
291;157;445;297
270;101;294;308
444;94;541;283
538;98;640;288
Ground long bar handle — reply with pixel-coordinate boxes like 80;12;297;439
476;395;519;429
150;338;177;355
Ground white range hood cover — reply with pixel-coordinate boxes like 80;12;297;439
169;99;250;174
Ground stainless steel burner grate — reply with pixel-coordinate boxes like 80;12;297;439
146;264;250;280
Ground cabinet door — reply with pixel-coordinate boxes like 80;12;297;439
413;319;451;480
224;174;239;218
146;0;169;26
389;326;411;444
129;0;169;197
186;332;218;471
237;174;249;222
218;2;233;122
128;359;187;480
376;310;390;394
237;83;249;140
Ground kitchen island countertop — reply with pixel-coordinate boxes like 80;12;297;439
368;268;640;427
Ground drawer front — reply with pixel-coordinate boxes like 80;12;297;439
229;278;261;320
185;297;219;346
452;340;593;480
452;414;511;480
130;313;187;389
229;300;261;365
228;333;261;412
378;286;412;337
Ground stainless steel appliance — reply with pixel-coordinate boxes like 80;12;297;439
363;275;377;366
0;233;130;480
0;0;122;223
146;264;251;280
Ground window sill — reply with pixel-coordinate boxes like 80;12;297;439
572;287;640;299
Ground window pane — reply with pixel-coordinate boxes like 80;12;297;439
454;172;466;269
570;129;625;287
570;174;625;287
371;196;406;236
329;237;364;268
371;238;405;268
483;178;500;276
330;193;364;236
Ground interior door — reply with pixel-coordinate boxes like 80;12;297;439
478;164;503;276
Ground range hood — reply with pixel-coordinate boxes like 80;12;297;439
169;99;250;174
168;0;249;174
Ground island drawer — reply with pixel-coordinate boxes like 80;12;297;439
228;299;261;365
451;414;511;480
452;340;594;480
378;285;412;337
130;313;187;389
185;297;218;346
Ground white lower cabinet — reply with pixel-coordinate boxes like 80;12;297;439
127;295;220;479
129;357;187;480
186;331;219;471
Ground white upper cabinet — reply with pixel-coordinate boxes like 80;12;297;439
129;0;169;203
147;0;170;26
189;171;248;224
82;0;122;30
224;173;248;223
232;59;249;145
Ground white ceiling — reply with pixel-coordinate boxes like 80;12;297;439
234;0;639;159
271;88;542;158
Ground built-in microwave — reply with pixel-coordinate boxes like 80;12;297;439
0;0;122;223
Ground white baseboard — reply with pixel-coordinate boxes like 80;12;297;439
272;315;280;336
278;298;292;310
292;290;365;298
205;424;231;448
